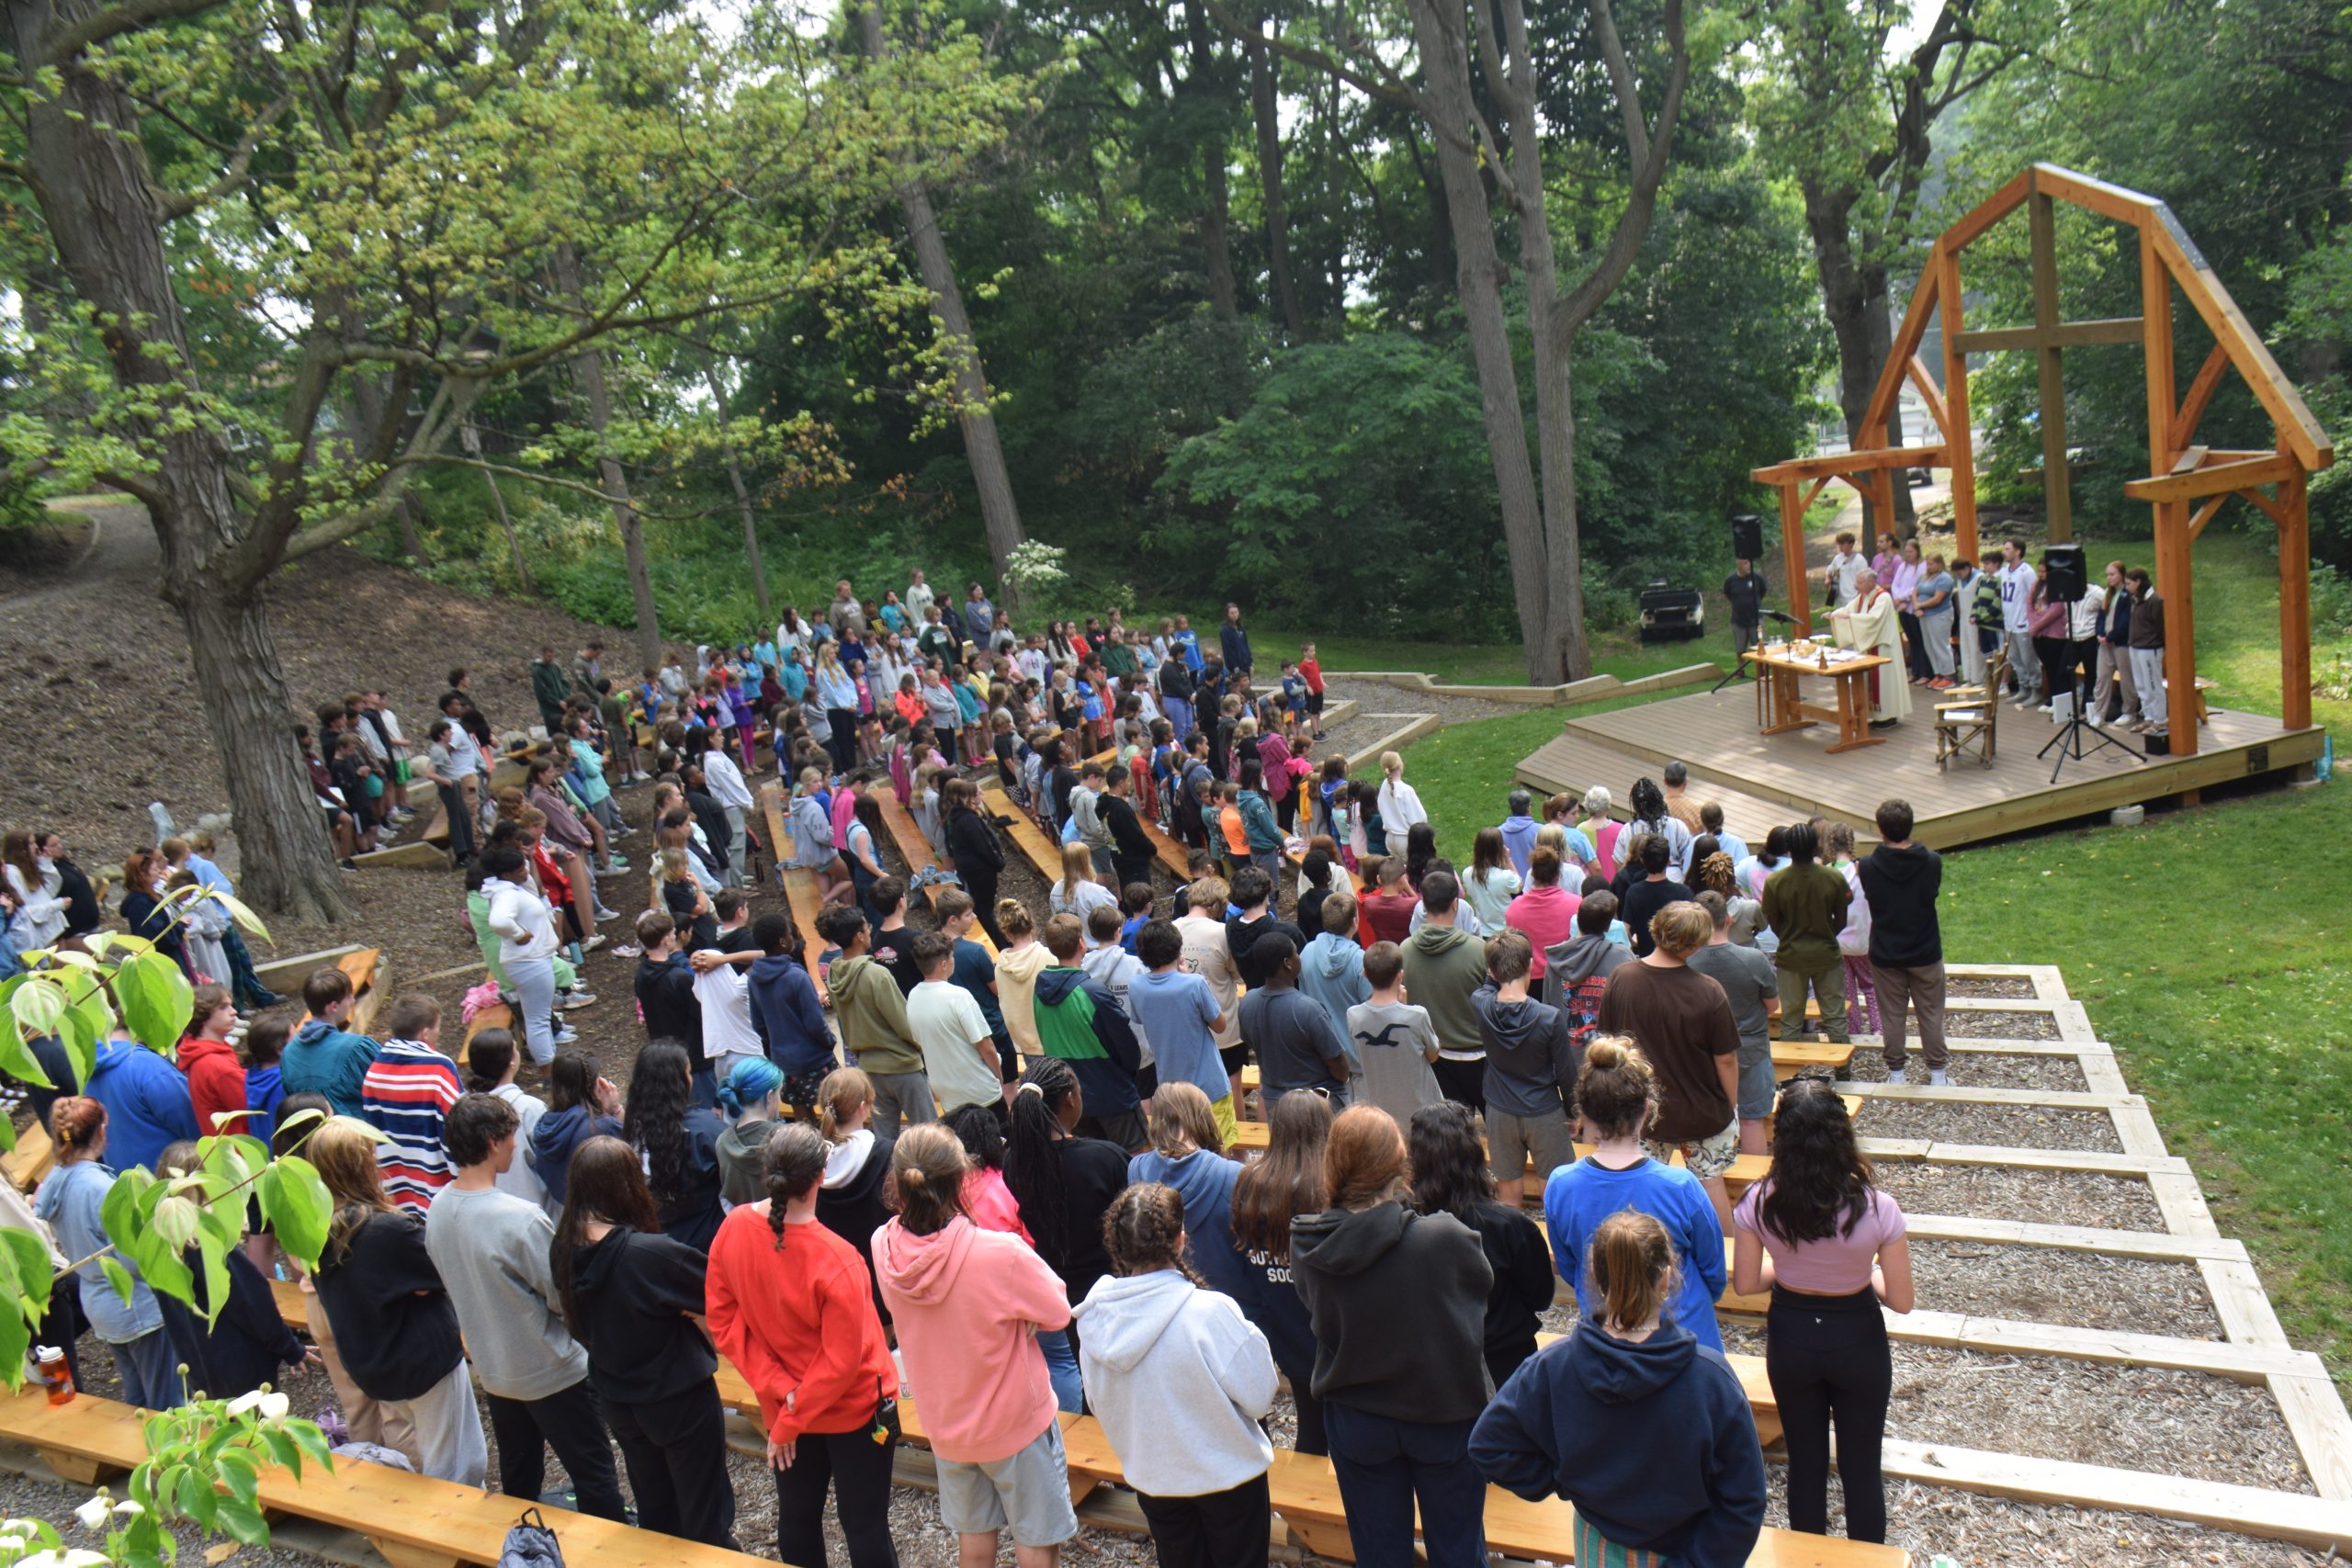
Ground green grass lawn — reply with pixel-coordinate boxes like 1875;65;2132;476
1396;522;2352;1392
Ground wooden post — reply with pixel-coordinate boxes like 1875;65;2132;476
1780;481;1812;637
1937;242;1977;563
2281;464;2312;730
2029;186;2073;543
2141;226;2193;756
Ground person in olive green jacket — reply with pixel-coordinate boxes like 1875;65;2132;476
1400;872;1493;1111
530;648;571;734
812;904;933;1136
1759;822;1852;1046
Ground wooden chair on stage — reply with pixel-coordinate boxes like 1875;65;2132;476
1935;648;2007;768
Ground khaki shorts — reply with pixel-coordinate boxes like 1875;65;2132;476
936;1419;1080;1547
1487;1105;1577;1183
1645;1120;1742;1183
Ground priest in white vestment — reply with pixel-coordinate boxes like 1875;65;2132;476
1829;569;1911;725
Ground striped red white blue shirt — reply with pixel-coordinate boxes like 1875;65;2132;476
361;1038;462;1213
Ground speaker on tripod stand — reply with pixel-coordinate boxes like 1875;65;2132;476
1730;513;1764;562
2043;542;2087;602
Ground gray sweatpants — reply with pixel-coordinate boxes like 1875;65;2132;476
2005;631;2041;702
865;1067;937;1138
1873;960;1948;1071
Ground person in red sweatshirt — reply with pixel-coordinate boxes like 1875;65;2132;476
177;985;248;1136
706;1121;899;1568
871;1123;1078;1567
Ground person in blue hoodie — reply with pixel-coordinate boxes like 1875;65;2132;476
35;1098;184;1409
281;965;381;1117
1470;1208;1765;1568
1125;1084;1254;1303
528;1052;624;1209
737;913;836;1117
84;1027;198;1176
1496;790;1540;884
1296;893;1369;1071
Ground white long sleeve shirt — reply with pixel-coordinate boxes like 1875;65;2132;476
484;878;559;963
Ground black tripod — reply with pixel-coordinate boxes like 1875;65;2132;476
1713;610;1798;692
2037;657;2139;783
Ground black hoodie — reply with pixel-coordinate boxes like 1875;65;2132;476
1471;1319;1765;1567
1290;1201;1493;1422
566;1224;718;1405
1857;841;1943;966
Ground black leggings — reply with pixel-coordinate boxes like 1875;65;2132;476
603;1382;739;1548
775;1426;898;1568
963;868;1009;950
1766;1283;1892;1543
825;709;859;775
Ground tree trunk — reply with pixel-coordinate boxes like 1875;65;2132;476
12;0;350;919
1185;0;1239;321
1804;180;1917;539
466;423;533;592
553;244;662;671
1249;23;1305;337
1403;0;1552;679
856;5;1026;594
394;492;427;561
704;360;772;623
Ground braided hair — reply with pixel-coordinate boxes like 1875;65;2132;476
1103;1182;1193;1281
762;1122;830;1252
1004;1057;1078;1274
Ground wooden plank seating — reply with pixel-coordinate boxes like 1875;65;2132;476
1136;810;1194;881
978;783;1069;885
3;1126;55;1193
1237;1054;1857;1106
1263;1445;1906;1566
0;1386;772;1568
299;949;386;1036
869;794;996;958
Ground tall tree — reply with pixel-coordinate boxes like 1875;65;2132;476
856;3;1030;593
1;0;1027;918
1224;0;1690;680
1751;0;2047;534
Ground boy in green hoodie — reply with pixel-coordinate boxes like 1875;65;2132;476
813;904;933;1134
1030;914;1146;1151
1400;871;1490;1111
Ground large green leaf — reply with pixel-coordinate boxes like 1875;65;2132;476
0;1268;30;1386
259;1157;331;1271
58;973;115;1088
114;949;194;1055
7;975;66;1041
101;1257;137;1307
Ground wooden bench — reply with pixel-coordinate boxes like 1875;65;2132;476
1773;1038;1857;1079
0;1386;772;1568
869;794;997;958
1283;840;1366;895
1262;1445;1905;1566
3;1125;55;1193
300;949;386;1036
978;783;1070;885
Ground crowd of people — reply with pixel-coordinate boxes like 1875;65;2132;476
0;575;1957;1568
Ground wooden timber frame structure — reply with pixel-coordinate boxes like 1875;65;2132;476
1752;164;2334;760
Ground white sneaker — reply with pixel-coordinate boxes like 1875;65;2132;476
581;933;608;953
551;1026;580;1046
594;907;621;922
1929;1068;1950;1088
1884;1066;1906;1086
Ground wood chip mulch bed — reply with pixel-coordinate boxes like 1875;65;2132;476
1905;1240;2222;1339
1844;1049;2092;1093
1860;1100;2126;1154
1945;1008;2066;1041
1871;1162;2169;1231
1944;975;2044;999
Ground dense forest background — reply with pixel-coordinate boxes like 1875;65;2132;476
11;0;2352;908
338;0;2352;652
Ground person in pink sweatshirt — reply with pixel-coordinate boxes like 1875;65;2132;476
871;1122;1078;1566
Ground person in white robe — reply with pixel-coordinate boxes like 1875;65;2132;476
1830;570;1912;725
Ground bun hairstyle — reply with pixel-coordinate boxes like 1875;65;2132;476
997;898;1036;940
889;1122;969;1236
817;1066;875;1143
1102;1182;1192;1280
49;1097;106;1160
1589;1209;1677;1336
762;1122;831;1249
1576;1036;1659;1140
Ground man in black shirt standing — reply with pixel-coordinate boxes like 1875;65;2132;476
1724;558;1769;674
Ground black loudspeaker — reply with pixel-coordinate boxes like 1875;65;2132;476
1730;513;1764;561
2044;542;2087;601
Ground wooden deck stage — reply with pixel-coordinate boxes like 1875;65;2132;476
1515;682;2324;850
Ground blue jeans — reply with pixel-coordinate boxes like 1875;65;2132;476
1323;1404;1485;1568
1035;1327;1084;1414
111;1328;186;1410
